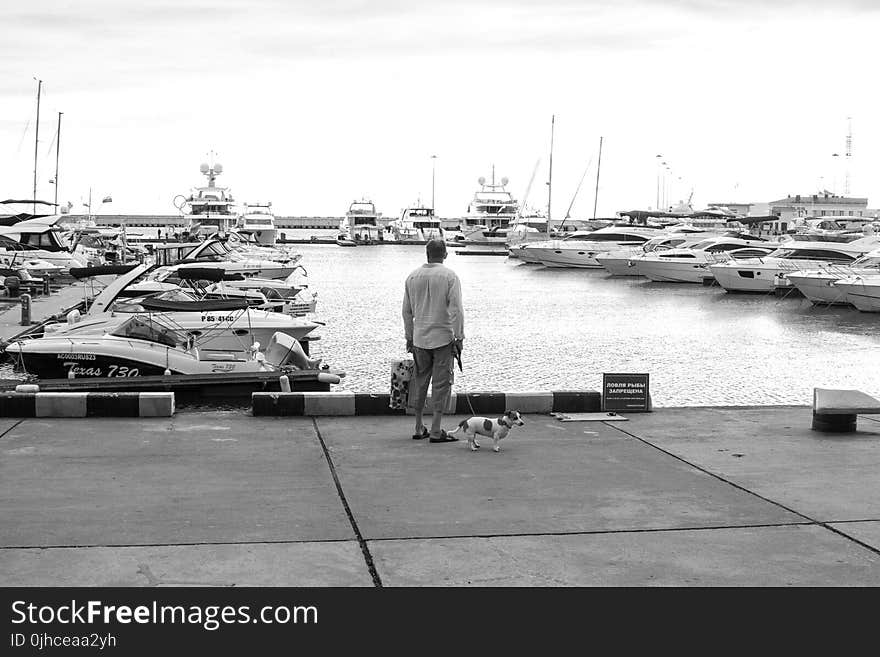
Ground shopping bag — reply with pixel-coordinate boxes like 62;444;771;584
389;358;414;410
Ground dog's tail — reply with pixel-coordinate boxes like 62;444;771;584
446;419;468;435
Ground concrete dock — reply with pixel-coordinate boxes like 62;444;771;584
1;406;879;586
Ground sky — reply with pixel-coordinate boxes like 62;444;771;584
2;0;879;219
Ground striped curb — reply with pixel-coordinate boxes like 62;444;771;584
252;390;601;416
0;392;175;418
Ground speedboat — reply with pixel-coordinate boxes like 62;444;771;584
0;215;86;272
831;275;880;312
152;237;301;279
45;264;321;354
457;171;518;243
5;315;332;379
634;236;779;283
786;249;880;306
524;225;663;268
708;237;880;293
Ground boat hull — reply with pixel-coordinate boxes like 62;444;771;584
786;273;851;305
638;259;712;283
596;255;645;276
709;264;780;292
832;282;880;312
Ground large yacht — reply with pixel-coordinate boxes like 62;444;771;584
785;249;880;305
708;237;880;292
457;169;519;243
831;274;880;312
338;199;384;244
236;202;276;246
175;161;238;236
389;204;443;242
634;235;780;283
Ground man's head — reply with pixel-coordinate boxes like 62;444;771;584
425;239;447;263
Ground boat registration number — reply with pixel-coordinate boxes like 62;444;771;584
200;315;237;322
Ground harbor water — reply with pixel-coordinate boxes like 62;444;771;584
300;240;880;406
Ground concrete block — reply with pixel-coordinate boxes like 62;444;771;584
87;393;140;417
302;392;355;416
252;393;305;416
35;393;88;418
0;392;36;417
355;393;405;415
553;391;602;413
456;392;506;415
138;392;175;417
505;391;554;414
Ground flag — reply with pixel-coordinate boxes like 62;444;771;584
102;195;112;203
66;201;73;210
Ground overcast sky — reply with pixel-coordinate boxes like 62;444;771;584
2;0;878;218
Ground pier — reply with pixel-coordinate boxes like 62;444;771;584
2;405;879;585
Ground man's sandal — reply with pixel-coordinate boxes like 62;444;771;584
429;430;459;443
412;428;429;440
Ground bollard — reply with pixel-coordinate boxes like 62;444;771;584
20;293;31;326
6;275;20;298
42;277;50;295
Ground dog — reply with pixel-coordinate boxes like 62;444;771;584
447;410;525;452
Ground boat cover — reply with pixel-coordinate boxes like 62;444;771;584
138;298;250;312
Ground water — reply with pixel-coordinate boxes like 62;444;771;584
299;241;880;406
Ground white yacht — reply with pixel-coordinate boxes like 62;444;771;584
151;237;301;279
708;237;880;293
785;249;880;306
0;215;86;272
175;161;238;236
457;170;519;243
389;205;443;242
236;202;277;246
595;232;708;276
523;225;663;268
831;275;880;312
635;236;780;284
338;199;384;244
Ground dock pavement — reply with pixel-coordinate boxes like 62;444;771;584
1;406;879;586
0;281;90;345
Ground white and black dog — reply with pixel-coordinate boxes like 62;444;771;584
447;410;525;452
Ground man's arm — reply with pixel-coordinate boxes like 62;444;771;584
448;273;464;345
402;278;414;351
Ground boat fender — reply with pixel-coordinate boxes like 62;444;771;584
317;373;341;385
15;384;39;393
279;375;291;393
67;309;81;325
164;368;172;376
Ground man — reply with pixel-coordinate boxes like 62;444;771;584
402;239;464;443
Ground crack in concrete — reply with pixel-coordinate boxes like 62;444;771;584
136;562;235;587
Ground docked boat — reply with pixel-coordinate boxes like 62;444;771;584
151;237;301;279
831;275;880;312
338;199;384;244
786;249;880;306
634;236;780;283
522;225;663;268
595;232;708;276
389;205;443;242
708;237;880;293
0;215;86;272
457;171;518;243
236;202;277;246
6;315;328;379
174;160;238;236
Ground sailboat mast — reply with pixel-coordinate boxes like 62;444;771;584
54;111;63;208
33;78;42;215
592;136;603;221
547;115;555;225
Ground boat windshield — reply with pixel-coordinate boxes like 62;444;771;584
110;316;182;347
349;203;375;214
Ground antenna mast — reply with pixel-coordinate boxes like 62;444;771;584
32;78;42;215
592;136;603;221
54;111;63;208
845;116;852;196
547;115;555;224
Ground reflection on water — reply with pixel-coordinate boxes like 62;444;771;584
301;243;880;406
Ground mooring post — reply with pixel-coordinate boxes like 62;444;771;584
20;293;32;326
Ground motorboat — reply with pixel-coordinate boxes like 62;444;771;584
457;170;518;243
504;210;550;257
595;231;710;276
634;236;780;283
786;249;880;306
45;264;321;354
389;205;443;242
5;314;333;379
150;237;301;279
830;275;880;312
708;237;880;293
0;215;86;272
522;225;664;268
338;199;384;244
236;202;277;246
